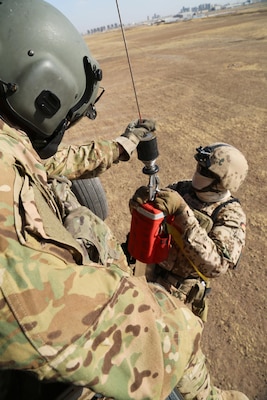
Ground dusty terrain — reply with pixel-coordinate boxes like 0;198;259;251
63;4;267;399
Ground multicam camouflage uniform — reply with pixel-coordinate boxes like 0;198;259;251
0;121;243;399
48;175;129;270
145;180;246;321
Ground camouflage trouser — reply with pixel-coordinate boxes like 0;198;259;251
176;351;223;400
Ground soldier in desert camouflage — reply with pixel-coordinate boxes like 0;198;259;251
0;1;248;399
130;143;248;321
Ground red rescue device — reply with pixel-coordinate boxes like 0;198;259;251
128;202;171;263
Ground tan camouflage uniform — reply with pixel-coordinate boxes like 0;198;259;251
146;181;246;320
0;121;244;399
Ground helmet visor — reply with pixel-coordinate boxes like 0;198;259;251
66;56;102;126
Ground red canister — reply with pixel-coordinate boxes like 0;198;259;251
128;202;171;264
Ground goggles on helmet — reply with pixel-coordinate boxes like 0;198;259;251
194;144;230;167
194;146;213;168
194;146;222;182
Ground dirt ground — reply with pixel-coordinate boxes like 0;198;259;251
63;4;267;399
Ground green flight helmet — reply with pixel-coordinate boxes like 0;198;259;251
0;0;103;158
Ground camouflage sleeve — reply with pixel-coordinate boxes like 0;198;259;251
43;139;121;179
173;202;246;278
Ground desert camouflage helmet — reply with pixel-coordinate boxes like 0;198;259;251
194;143;248;192
0;0;102;158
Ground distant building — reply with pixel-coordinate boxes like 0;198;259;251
198;3;211;10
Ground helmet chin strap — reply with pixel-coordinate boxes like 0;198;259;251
194;189;231;203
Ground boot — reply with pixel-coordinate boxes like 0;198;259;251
218;388;250;400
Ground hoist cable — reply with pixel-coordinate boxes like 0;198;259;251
115;0;142;121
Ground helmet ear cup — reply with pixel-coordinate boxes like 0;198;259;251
0;0;102;156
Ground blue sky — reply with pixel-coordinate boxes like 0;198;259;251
46;0;229;33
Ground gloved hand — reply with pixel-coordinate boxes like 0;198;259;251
116;119;156;161
154;188;185;215
129;186;149;213
122;118;156;145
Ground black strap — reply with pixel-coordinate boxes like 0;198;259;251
210;198;240;222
